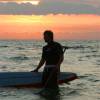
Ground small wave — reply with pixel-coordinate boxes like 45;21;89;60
0;65;7;69
85;54;100;58
80;74;99;83
96;60;100;65
79;75;89;78
16;47;25;50
91;50;98;53
87;78;100;82
0;46;9;48
33;56;39;59
9;56;29;61
78;57;87;61
67;90;80;96
70;45;94;50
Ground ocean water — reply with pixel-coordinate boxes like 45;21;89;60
0;40;100;100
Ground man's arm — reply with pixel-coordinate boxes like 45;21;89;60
32;58;45;72
56;44;64;70
56;54;64;68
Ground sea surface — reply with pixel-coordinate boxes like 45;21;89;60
0;40;100;100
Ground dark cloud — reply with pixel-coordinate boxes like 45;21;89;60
0;1;100;15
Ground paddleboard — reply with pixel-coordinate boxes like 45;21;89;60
0;72;77;88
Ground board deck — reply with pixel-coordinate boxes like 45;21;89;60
0;72;77;88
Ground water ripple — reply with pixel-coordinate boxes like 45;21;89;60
9;56;29;61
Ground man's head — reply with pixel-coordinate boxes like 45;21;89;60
43;30;54;43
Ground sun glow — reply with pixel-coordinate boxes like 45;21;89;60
0;0;40;5
0;14;100;40
19;0;40;5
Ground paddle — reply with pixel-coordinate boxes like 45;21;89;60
62;46;68;53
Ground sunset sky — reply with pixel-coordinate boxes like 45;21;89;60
0;0;100;40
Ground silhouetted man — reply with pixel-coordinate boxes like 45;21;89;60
33;30;64;89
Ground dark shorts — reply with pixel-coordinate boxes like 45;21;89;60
42;67;58;89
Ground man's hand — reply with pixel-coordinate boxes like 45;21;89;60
31;58;45;72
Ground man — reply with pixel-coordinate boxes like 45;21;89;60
33;30;64;89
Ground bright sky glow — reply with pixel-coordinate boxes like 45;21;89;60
0;0;40;5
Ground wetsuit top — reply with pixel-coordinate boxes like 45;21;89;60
42;41;63;65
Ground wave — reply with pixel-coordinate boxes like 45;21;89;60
9;55;29;61
16;47;25;50
0;46;9;48
85;54;100;58
68;45;94;50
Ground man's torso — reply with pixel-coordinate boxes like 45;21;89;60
42;41;63;65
